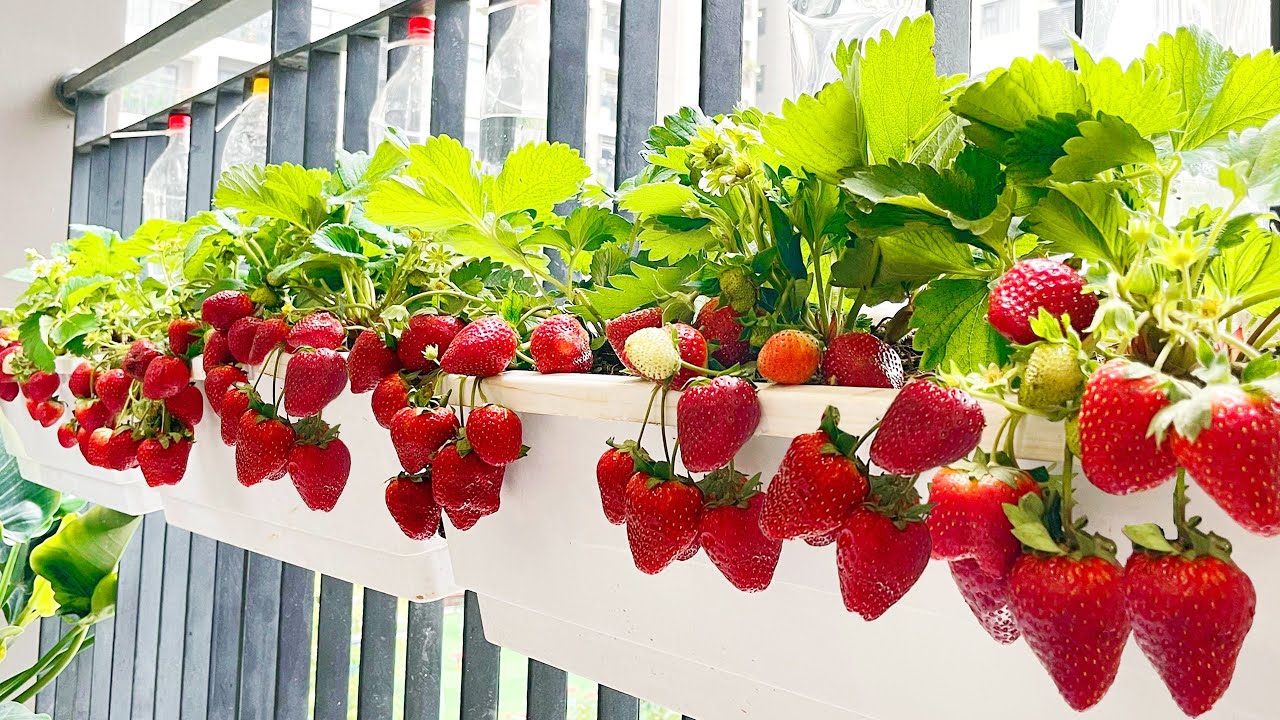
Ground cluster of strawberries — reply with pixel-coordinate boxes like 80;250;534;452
0;318;205;487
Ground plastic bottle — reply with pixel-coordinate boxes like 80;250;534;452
220;76;270;173
479;0;549;174
369;16;436;149
142;112;191;222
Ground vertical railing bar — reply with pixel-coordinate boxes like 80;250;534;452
184;101;217;215
130;513;167;720
52;622;77;719
86;145;111;227
547;0;589;151
304;49;341;169
526;660;567;720
206;542;247;719
387;15;411;78
68;151;92;227
926;0;971;75
180;532;218;720
152;502;194;717
356;590;398;719
35;623;64;714
106;396;147;720
402;600;443;720
430;0;472;139
698;0;744;116
213;86;247;183
1074;0;1085;37
1272;0;1280;51
273;563;315;720
238;553;283;720
106;138;128;231
614;0;661;187
312;577;353;720
597;685;640;720
121;137;147;235
343;34;381;153
460;591;500;720
74;93;107;148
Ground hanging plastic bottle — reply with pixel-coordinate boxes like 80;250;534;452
369;16;436;149
479;0;549;174
220;76;270;174
141;112;191;223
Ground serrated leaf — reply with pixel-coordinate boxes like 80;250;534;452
1023;182;1136;269
1205;226;1280;315
875;226;980;284
49;313;98;347
1181;46;1280;149
1144;27;1232;147
578;262;696;319
18;313;55;372
760;79;866;183
1073;40;1184;137
65;230;144;279
215;163;330;231
310;224;365;260
368;135;484;230
1222;117;1280;206
954;55;1089;147
619;182;698;216
492;141;591;217
1000;112;1089;184
636;225;716;263
843;147;1005;222
860;14;950;163
1051;113;1158;181
910;278;1010;372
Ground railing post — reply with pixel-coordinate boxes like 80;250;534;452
615;0;661;187
699;0;744;116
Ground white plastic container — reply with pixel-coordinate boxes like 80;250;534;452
141;112;191;223
368;16;435;148
478;0;549;173
157;363;457;601
440;372;1279;720
219;76;270;174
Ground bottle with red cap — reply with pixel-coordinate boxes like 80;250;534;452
220;76;270;174
368;16;436;149
142;112;191;222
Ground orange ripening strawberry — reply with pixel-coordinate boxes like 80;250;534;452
927;457;1040;578
286;310;345;352
694;298;750;367
203;364;247;417
1169;384;1280;536
142;355;190;400
167;317;203;357
836;507;931;620
288;434;352;512
697;469;782;593
248;317;290;365
439;316;517;378
1078;359;1175;495
869;379;984;475
283;348;348;418
676;376;760;472
21;371;60;403
760;407;868;541
137;436;192;487
398;313;465;372
948;558;1020;644
529;314;592;374
821;332;904;388
95;368;132;415
1009;554;1129;711
164;385;204;428
604;307;662;371
596;441;639;525
347;330;401;393
668;322;709;390
1125;550;1255;717
463;404;523;467
757;330;821;385
987;258;1098;345
68;362;96;399
122;339;162;380
201;290;254;333
386;473;442;540
371;373;411;428
433;443;505;530
624;472;703;575
235;411;294;486
390;406;460;474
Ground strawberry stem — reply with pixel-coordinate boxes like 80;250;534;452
1059;442;1075;540
635;383;661;446
1173;467;1189;533
659;384;671;464
1003;412;1022;465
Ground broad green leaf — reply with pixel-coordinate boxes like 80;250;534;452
908;114;967;167
310;225;366;260
860;14;950;163
1023;182;1136;269
1001;112;1089;184
1073;40;1184;137
49;313;97;348
65;231;143;279
842;147;1004;222
1142;27;1231;148
215;164;329;231
57;276;112;309
637;225;718;263
365;177;479;231
402;135;483;211
1222;116;1280;205
954;55;1089;139
29;507;140;621
1051;114;1158;181
0;436;60;544
1181;47;1280;148
875;226;980;284
910;278;1010;372
1205;226;1280;315
760;79;866;183
768;202;807;279
492;142;591;217
17;314;54;373
619;182;699;216
578;262;696;319
645;107;711;155
437;224;550;278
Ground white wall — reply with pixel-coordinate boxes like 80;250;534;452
0;0;127;306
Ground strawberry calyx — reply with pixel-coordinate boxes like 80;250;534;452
945;449;1041;491
387;469;429;485
816;406;863;462
293;415;341;447
863;474;931;529
696;467;761;509
1003;489;1118;564
1123;519;1235;565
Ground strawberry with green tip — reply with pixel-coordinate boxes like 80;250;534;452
235;409;295;485
1078;359;1175;495
869;379;985;475
624;467;703;575
288;417;351;512
438;316;516;377
821;332;903;388
286;310;345;351
137;435;192;487
604;307;662;371
398;314;464;372
530;314;592;374
1019;343;1085;412
760;406;869;541
697;469;782;592
201;290;254;333
386;472;442;539
462;404;524;467
835;475;932;620
676;375;759;472
348;329;401;393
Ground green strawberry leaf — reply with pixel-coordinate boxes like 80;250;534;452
1072;40;1184;137
760;77;866;183
910;278;1010;373
859;14;951;163
1022;181;1137;269
492;141;591;218
1050;113;1158;182
1123;523;1176;553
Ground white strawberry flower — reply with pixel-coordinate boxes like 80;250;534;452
624;326;680;381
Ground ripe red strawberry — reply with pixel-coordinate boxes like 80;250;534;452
530;314;592;373
21;371;60;403
676;376;760;472
624;473;703;574
836;507;931;620
76;426;94;462
286;311;344;351
398;314;465;372
1125;551;1255;717
227;316;263;364
926;458;1041;578
95;368;132;414
84;427;113;467
203;364;247;417
101;428;142;471
676;537;700;561
821;332;904;388
757;330;821;385
235;412;295;485
289;436;352;512
432;443;505;530
282;348;347;417
694;298;750;367
122;340;162;380
249;317;290;365
348;330;401;393
390;406;460;474
385;473;442;539
439;316;517;377
57;422;78;449
988;258;1098;345
202;329;233;372
596;444;636;525
74;401;112;434
142;356;190;400
137;436;192;487
463;405;523;466
669;322;709;390
1169;384;1280;535
699;483;782;593
164;385;204;428
949;558;1020;644
760;408;869;541
1009;554;1129;711
26;398;64;428
219;386;253;446
0;381;17;402
1078;359;1174;495
604;307;662;371
371;373;411;428
201;290;254;333
869;379;985;475
68;362;96;399
168;317;203;356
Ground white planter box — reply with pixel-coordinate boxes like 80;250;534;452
443;372;1278;720
157;370;457;602
0;359;161;515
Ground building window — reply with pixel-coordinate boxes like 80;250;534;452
602;2;620;59
981;0;1017;36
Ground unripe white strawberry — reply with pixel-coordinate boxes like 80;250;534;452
623;327;680;381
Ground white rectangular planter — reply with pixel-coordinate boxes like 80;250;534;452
443;372;1278;720
157;373;457;602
